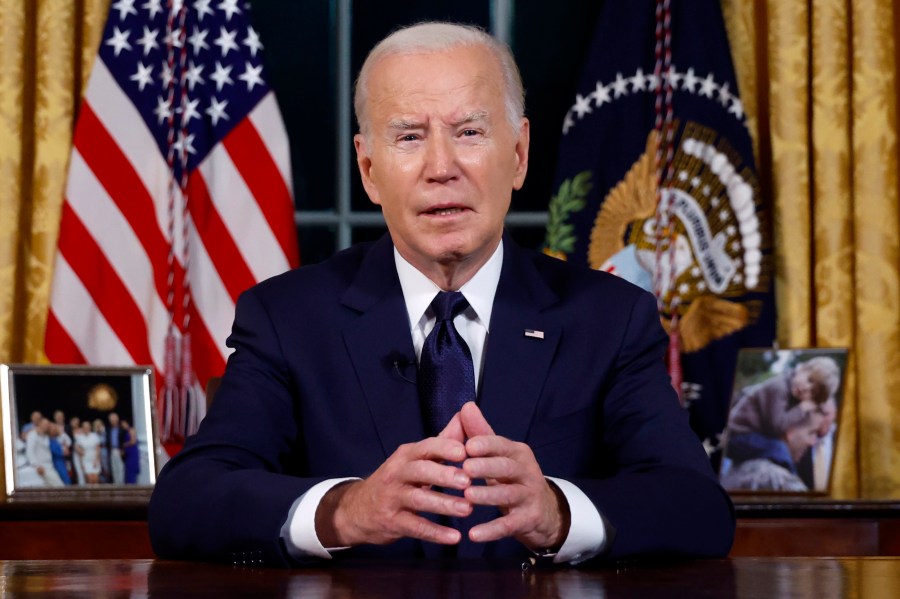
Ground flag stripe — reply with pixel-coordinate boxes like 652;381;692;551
57;203;156;367
65;149;170;369
75;101;188;327
186;169;258;303
44;311;87;365
49;254;133;365
222;117;299;268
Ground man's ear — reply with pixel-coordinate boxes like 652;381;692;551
354;133;381;206
512;118;530;191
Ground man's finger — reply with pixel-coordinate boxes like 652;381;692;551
468;513;517;543
438;412;466;444
405;436;467;463
460;401;494;438
405;486;473;517
396;512;463;545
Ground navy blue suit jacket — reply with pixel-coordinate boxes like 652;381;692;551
148;234;734;566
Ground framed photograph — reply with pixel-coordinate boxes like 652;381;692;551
1;364;159;500
719;348;849;495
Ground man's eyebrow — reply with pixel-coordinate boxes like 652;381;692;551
387;118;423;130
452;111;489;127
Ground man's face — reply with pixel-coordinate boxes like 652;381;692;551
354;45;529;277
784;414;823;462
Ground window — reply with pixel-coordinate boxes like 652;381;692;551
249;0;601;263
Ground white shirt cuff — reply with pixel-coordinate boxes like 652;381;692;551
546;476;607;564
281;477;360;561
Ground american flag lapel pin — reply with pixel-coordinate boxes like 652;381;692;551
524;329;544;340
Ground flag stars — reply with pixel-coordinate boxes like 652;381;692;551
719;208;730;221
572;93;593;118
682;68;699;93
193;0;214;20
183;61;205;90
690;176;701;188
562;111;575;135
214;27;239;56
179;97;201;123
726;225;737;236
243;26;263;57
136;26;158;56
697;281;707;292
702;184;711;196
130;61;154;91
665;67;682;90
153;96;173;124
218;0;243;21
678;170;689;182
690;266;702;278
210;60;233;91
611;72;630;97
699;73;717;98
164;27;184;49
238;61;264;91
160;63;174;88
106;26;132;57
188;27;210;55
718;82;732;107
630;68;647;92
206;97;229;126
594;81;611;107
142;0;163;19
111;0;138;21
711;196;721;208
173;131;197;156
679;282;691;295
729;97;744;119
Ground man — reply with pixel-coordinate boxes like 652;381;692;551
106;412;125;484
149;22;734;567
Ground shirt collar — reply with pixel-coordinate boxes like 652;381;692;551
394;240;503;332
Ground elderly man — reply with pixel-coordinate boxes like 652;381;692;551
149;22;734;567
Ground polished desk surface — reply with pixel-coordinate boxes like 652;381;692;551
2;558;900;598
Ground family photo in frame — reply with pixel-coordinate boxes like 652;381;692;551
1;364;158;499
719;348;849;494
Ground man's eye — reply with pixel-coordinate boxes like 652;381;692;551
461;129;480;137
400;134;419;142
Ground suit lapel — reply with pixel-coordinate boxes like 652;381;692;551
478;238;560;444
459;238;561;558
341;235;426;458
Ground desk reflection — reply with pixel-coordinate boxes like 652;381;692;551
2;557;900;598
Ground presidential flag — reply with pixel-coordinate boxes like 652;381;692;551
544;0;776;461
45;0;299;444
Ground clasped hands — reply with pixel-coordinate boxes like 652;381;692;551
316;402;569;553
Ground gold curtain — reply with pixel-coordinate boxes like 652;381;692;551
0;0;108;364
724;0;900;499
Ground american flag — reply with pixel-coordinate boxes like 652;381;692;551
45;0;298;444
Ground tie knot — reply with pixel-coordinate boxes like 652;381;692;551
431;291;469;322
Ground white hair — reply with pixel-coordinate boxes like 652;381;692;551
354;22;525;138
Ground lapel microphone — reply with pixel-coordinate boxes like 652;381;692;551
391;355;417;385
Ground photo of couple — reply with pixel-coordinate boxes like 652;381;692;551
720;348;848;494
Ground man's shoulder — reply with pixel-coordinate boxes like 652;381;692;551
516;243;651;304
247;240;379;300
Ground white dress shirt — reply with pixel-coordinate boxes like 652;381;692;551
282;241;607;563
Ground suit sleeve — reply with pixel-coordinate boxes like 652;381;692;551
572;290;735;560
148;288;323;567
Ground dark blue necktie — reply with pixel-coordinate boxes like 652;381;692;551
418;291;476;437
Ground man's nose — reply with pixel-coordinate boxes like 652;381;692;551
423;133;459;182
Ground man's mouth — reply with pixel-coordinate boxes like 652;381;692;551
428;207;466;216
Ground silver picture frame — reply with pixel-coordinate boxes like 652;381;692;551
1;364;159;501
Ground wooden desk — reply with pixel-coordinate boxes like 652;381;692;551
2;557;900;597
2;499;899;559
